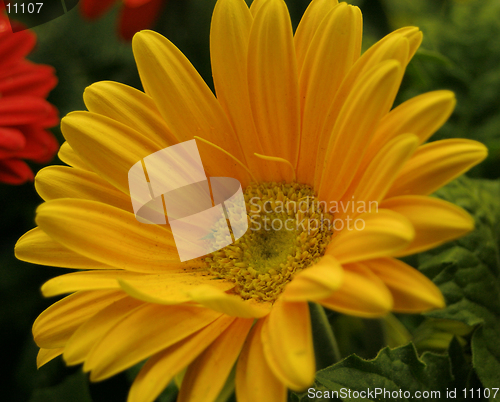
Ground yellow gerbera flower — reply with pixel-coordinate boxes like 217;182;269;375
16;0;487;401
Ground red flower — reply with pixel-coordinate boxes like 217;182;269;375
0;7;59;185
81;0;166;41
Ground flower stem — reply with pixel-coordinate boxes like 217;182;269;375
309;303;342;370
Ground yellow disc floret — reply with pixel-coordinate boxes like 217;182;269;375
205;182;334;302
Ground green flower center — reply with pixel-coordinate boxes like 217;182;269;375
205;182;334;302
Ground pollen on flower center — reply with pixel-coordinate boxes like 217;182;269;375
205;182;334;302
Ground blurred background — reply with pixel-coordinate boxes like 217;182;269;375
1;0;499;400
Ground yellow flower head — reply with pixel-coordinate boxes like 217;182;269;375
16;0;487;401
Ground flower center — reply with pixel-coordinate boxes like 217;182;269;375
205;182;334;302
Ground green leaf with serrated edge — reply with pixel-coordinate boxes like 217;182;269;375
294;343;453;402
418;177;500;391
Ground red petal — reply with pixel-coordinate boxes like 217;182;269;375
13;125;59;162
0;61;57;98
0;12;12;34
124;0;153;6
119;0;165;41
0;158;34;184
39;104;59;128
0;96;54;126
0;16;36;67
0;127;25;151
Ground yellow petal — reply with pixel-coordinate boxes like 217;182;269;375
363;258;445;312
41;266;215;299
355;90;456;178
15;227;113;269
387;139;488;197
35;166;133;212
41;270;140;297
297;3;362;184
85;304;222;381
317;263;393;317
247;0;300;179
177;318;253;402
261;300;315;390
314;33;411;190
397;26;423;61
35;199;180;273
374;90;456;146
294;0;338;74
380;195;474;256
188;285;272;318
127;315;236;402
83;81;177;147
33;290;125;349
249;0;267;16
132;30;250;185
61;111;160;194
58;142;91;171
341;133;419;208
63;296;144;366
235;320;287;402
362;27;422;67
281;255;343;302
318;60;403;202
210;0;270;180
327;209;414;264
327;28;420;137
119;270;234;305
37;348;64;368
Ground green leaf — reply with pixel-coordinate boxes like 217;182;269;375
447;337;478;391
419;177;500;390
294;343;453;402
385;0;500;179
